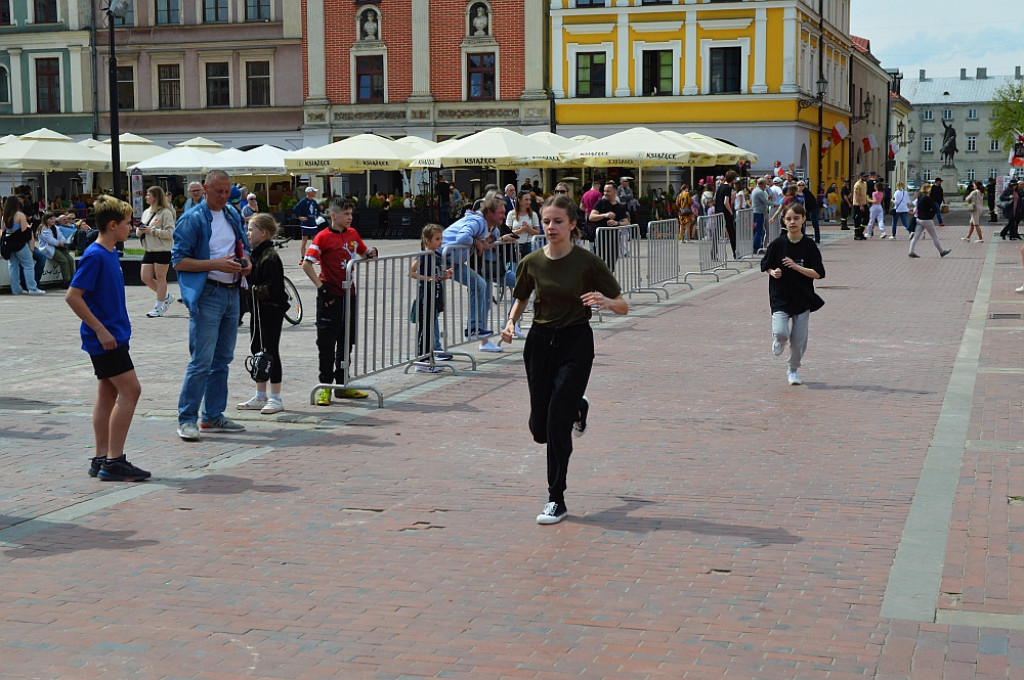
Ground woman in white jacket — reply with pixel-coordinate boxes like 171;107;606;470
963;180;985;243
138;185;177;317
35;212;75;287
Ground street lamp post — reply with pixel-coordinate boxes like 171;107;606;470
106;0;131;198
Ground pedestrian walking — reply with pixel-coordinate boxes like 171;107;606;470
760;203;825;387
889;182;913;239
65;195;149;482
963;181;985;243
907;183;951;259
2;195;45;295
501;194;628;525
138;185;177;317
999;179;1021;241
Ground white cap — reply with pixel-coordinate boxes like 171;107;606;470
305;186;317;194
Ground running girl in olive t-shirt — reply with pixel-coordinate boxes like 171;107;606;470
501;194;628;525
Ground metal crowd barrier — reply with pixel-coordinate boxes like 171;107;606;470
684;213;728;282
593;224;662;300
733;208;755;261
305;250;480;409
645;219;692;295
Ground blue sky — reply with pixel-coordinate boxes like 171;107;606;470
849;1;1024;81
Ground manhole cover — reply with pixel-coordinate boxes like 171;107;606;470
990;313;1024;320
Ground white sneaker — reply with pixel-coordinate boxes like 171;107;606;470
162;293;175;311
260;398;283;415
414;364;444;373
237;395;268;410
536;501;567;525
787;370;802;386
27;289;46;295
146;304;164;318
1016;284;1024;294
772;340;786;356
177;422;200;441
479;340;502;353
513;324;524;338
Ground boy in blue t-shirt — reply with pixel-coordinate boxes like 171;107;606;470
65;195;150;482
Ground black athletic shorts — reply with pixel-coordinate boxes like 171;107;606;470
90;344;135;380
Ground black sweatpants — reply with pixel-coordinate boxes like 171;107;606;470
316;290;358;385
248;303;285;384
523;323;594;505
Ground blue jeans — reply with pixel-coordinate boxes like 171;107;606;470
891;211;911;235
753;212;766;251
178;282;239;425
7;243;39;294
451;260;490;332
31;247;46;285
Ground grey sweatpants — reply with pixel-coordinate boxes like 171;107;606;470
772;310;809;371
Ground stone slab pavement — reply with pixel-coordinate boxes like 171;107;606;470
2;213;1024;679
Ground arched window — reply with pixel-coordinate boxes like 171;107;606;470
0;66;9;104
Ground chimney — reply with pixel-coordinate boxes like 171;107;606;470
977;67;987;79
919;69;926;81
960;68;967;80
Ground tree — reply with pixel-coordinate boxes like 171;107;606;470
989;80;1024;147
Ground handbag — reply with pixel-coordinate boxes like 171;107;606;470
940;204;950;214
244;289;274;382
0;229;10;260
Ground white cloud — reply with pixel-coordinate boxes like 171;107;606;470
850;0;1024;80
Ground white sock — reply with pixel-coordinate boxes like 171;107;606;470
255;391;267;400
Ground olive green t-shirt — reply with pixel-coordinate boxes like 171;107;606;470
512;245;621;327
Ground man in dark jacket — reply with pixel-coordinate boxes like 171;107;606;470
987;177;998;222
931;177;946;226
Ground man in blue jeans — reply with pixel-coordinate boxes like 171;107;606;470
171;169;251;442
441;193;507;353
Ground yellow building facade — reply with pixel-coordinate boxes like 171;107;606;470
551;0;853;190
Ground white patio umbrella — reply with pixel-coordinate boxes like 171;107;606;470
669;131;758;165
560;127;716;192
0;128;111;202
175;136;224;150
129;146;219;176
409;127;561;170
392;136;437;154
528;131;580;153
285;134;415;198
102;132;169;170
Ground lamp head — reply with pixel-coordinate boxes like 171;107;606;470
108;0;131;18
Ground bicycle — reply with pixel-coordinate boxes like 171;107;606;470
272;235;304;325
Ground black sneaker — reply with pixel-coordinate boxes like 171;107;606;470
88;456;104;478
97;456;151;482
536;501;568;525
572;396;590;439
